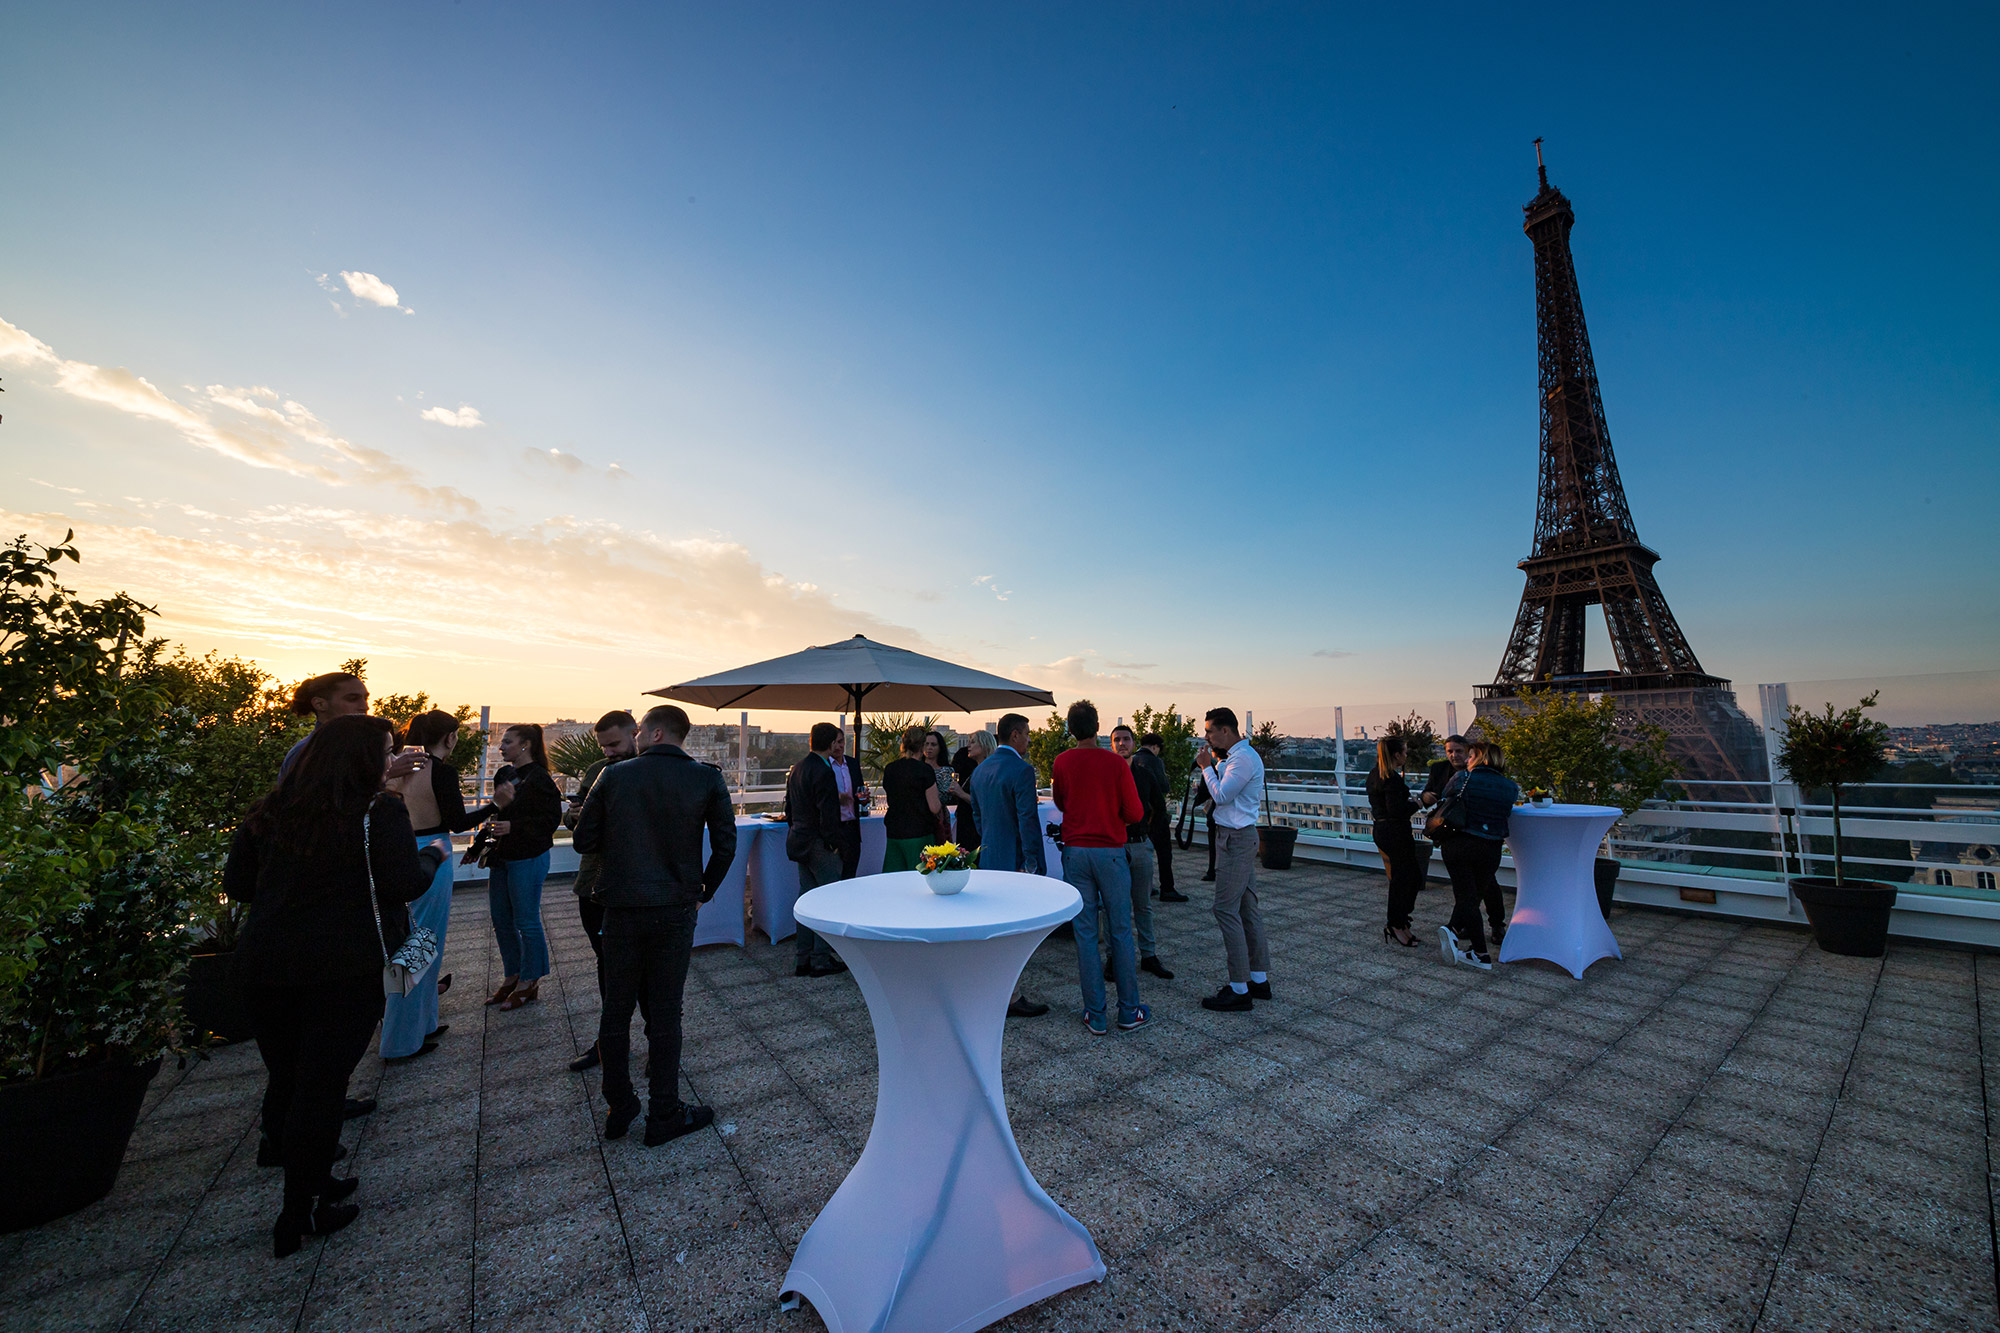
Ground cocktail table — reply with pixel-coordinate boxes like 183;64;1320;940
781;869;1102;1332
1499;803;1623;978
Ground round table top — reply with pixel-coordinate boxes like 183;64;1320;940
1511;802;1622;821
795;869;1081;943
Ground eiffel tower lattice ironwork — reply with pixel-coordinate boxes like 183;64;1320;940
1491;144;1717;692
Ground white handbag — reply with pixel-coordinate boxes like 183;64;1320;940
365;812;441;998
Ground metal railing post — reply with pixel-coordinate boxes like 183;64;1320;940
478;705;492;799
1334;706;1348;840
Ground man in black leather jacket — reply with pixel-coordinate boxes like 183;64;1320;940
574;703;736;1147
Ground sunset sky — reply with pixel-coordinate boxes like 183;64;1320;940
3;4;1994;735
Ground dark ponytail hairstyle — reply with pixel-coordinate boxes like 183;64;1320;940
243;714;396;854
505;722;548;770
404;709;460;753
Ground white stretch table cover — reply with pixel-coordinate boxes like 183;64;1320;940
782;870;1102;1331
745;815;888;944
1499;804;1623;978
693;817;762;948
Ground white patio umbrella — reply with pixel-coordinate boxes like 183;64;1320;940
647;634;1055;761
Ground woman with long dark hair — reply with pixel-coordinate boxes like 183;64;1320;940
484;722;563;1011
225;714;451;1256
925;728;968;844
1436;740;1521;970
1367;736;1423;948
378;710;480;1059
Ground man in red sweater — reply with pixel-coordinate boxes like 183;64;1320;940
1052;699;1151;1035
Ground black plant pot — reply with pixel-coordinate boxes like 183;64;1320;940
183;949;254;1045
1413;838;1436;888
1258;825;1298;870
1792;877;1898;957
1594;857;1620;919
0;1055;162;1232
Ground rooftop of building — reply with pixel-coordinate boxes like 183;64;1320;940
1;861;1992;1332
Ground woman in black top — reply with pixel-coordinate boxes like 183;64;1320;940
484;723;563;1011
925;728;968;844
949;730;992;852
882;726;944;872
225;714;450;1256
1366;737;1423;947
1436;742;1522;969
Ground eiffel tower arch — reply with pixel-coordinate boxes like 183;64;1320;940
1474;148;1765;791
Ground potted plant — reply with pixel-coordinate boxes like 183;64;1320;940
1247;721;1297;869
1477;690;1678;918
1777;692;1896;956
1;533;203;1231
917;842;977;894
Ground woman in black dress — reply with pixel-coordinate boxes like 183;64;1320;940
226;714;452;1256
1367;736;1423;947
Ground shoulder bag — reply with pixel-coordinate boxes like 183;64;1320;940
365;812;442;998
1424;776;1469;841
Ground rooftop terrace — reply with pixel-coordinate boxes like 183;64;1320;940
1;861;1994;1332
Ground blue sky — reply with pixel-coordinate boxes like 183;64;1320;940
3;2;1994;731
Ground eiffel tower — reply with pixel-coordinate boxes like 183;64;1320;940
1475;145;1764;787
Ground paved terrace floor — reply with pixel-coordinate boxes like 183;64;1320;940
2;861;1997;1333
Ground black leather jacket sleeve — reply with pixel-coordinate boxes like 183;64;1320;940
700;771;737;900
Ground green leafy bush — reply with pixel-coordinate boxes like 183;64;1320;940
1027;711;1073;787
1476;689;1678;818
1130;704;1199;796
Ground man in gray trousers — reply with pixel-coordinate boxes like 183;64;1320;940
1194;707;1272;1011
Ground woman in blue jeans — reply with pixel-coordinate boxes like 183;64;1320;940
484;723;563;1011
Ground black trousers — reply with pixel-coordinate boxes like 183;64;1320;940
246;977;382;1211
1206;812;1218;878
1373;822;1424;931
598;903;699;1119
1440;834;1506;956
835;821;861;880
579;895;648;1026
1150;812;1175;892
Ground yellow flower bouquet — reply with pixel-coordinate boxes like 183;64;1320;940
917;842;977;894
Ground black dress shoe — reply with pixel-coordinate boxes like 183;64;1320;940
385;1040;439;1063
808;959;848;977
604;1099;641;1140
427;1024;449;1038
1007;996;1050;1018
273;1200;359;1258
318;1176;360;1204
259;1137;348;1168
1141;955;1175;980
569;1044;601;1072
1200;871;1216;883
644;1103;716;1147
1159;890;1190;902
342;1097;376;1120
436;973;452;996
1249;979;1272;1000
1200;985;1253;1012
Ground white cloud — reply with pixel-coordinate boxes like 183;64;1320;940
0;315;473;512
420;403;484;429
339;270;412;314
525;446;586;474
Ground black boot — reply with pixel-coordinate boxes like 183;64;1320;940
273;1198;360;1258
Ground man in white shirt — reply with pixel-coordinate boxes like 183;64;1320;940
1193;708;1271;1012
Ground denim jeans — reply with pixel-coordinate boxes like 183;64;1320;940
489;850;551;981
1062;845;1141;1022
598;903;698;1120
794;843;843;968
1123;840;1157;956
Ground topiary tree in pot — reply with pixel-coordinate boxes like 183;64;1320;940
1777;692;1896;956
0;532;205;1231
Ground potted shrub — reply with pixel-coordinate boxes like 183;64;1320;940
1477;690;1678;918
1248;721;1297;869
0;534;202;1231
1777;692;1896;956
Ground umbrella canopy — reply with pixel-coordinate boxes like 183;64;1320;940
648;635;1055;761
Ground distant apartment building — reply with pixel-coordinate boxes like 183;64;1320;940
1910;794;2000;893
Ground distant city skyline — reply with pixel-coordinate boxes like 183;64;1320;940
3;4;1994;734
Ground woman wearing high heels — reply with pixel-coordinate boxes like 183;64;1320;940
1367;736;1423;948
379;710;480;1059
225;714;451;1256
484;723;563;1011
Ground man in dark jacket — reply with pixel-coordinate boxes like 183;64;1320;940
785;722;849;977
574;704;736;1147
560;710;639;1072
1136;732;1184;901
1421;735;1470;808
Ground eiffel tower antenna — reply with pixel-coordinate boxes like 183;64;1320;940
1534;137;1546;189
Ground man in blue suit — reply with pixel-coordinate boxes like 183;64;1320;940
970;712;1051;1018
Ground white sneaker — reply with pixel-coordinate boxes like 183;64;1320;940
1438;925;1459;965
1456;948;1493;972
